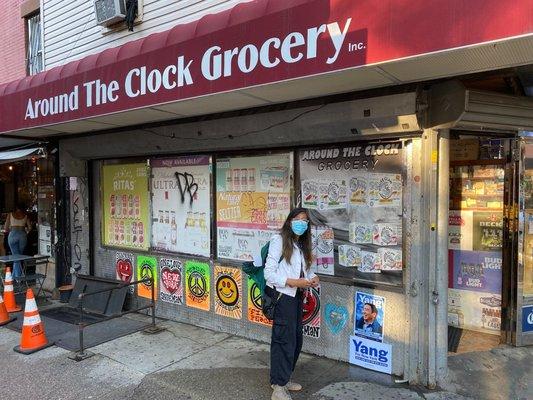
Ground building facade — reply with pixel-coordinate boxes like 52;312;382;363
1;0;533;388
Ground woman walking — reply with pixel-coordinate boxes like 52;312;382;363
3;203;31;279
264;207;319;400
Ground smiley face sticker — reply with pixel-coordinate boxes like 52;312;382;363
214;265;242;319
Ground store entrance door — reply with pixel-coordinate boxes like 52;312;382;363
447;134;517;353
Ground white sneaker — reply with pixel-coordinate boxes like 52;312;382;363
286;381;302;391
271;382;302;392
271;384;292;400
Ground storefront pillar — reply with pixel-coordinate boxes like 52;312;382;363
406;129;448;387
436;130;450;385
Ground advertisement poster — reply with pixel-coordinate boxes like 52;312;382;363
216;154;292;261
299;144;404;279
311;226;335;275
448;210;474;250
102;163;150;250
137;255;158;299
185;260;211;311
448;288;501;335
151;156;211;256
159;258;183;305
302;286;321;338
472;212;503;251
449;250;502;294
349;335;392;374
354;291;385;342
214;265;242;319
247;277;272;327
522;305;533;333
115;251;135;293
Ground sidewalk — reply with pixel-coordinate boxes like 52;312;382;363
0;312;530;400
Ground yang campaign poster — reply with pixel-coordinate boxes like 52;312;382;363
354;291;385;342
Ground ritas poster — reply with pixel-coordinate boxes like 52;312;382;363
302;286;321;338
247;277;272;326
159;258;183;305
299;144;404;278
214;265;242;319
102;163;150;250
151;156;211;256
115;252;135;293
216;154;292;261
185;260;211;311
354;291;385;342
137;255;158;299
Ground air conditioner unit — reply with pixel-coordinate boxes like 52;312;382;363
94;0;126;27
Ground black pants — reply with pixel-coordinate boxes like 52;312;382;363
268;287;303;386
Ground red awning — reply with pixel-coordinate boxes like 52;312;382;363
1;0;532;136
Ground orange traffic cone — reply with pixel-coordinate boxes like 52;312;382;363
3;267;21;312
13;289;53;354
0;293;16;326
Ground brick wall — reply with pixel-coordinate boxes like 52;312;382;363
0;1;27;85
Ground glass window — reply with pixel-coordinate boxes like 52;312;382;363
216;153;293;261
150;156;212;257
101;162;150;251
298;141;406;286
27;13;43;75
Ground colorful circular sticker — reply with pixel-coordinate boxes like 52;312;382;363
250;282;262;309
216;274;239;306
188;271;207;298
302;287;320;325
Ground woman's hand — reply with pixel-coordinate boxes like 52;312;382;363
310;276;320;287
286;278;313;288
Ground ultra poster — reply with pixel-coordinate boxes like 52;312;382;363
216;153;292;261
102;163;150;250
159;258;183;305
214;265;242;319
185;260;211;311
299;143;405;279
151;156;211;256
137;255;158;300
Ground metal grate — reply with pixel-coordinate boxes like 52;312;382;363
27;13;43;75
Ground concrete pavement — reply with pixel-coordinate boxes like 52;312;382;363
0;311;530;400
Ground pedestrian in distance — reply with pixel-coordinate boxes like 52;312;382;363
264;207;320;400
3;203;31;279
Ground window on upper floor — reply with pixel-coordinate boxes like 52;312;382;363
26;12;43;76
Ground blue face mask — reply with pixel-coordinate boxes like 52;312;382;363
291;220;308;236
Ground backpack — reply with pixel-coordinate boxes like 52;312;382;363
242;241;283;320
241;241;272;295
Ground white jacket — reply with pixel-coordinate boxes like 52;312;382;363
264;234;317;297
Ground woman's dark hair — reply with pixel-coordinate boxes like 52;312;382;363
15;202;26;213
280;207;313;269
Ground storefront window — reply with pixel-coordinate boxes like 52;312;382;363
150;156;211;257
521;145;533;296
102;162;150;251
215;153;293;261
448;137;505;336
298;141;405;286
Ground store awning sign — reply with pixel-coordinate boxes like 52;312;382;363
1;0;532;134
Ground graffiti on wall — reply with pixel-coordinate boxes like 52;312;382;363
70;176;90;275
